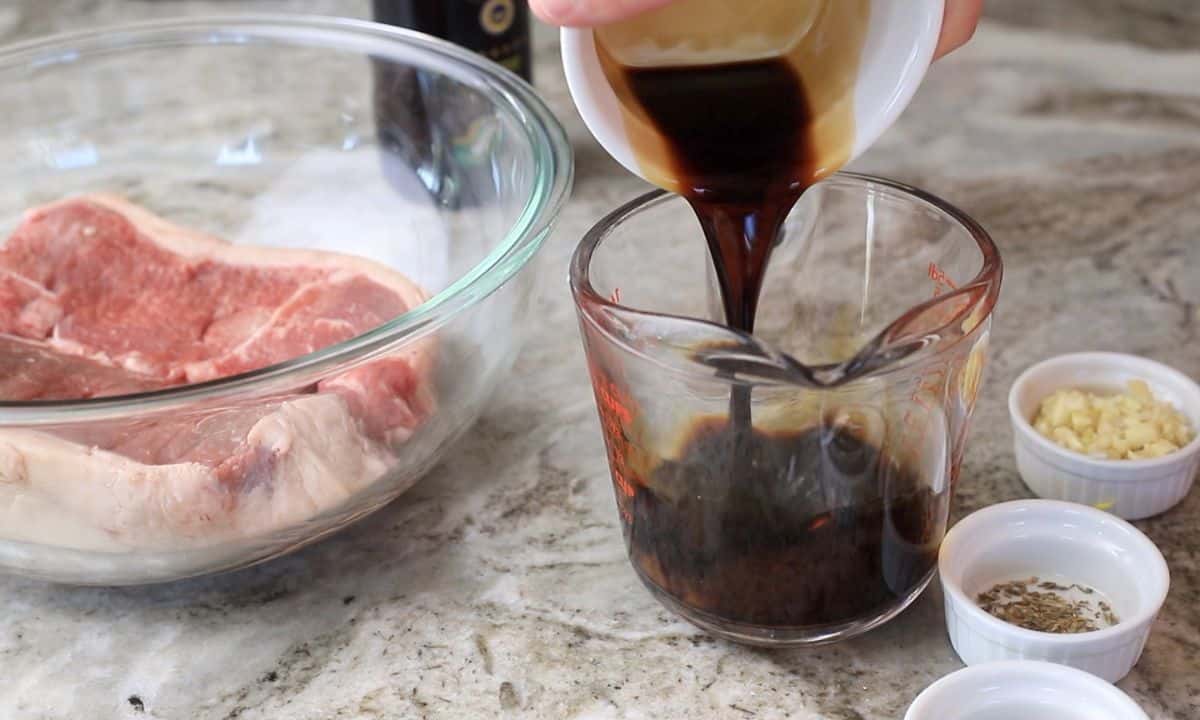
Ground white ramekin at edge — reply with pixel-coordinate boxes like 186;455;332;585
939;499;1169;683
1009;352;1200;520
904;660;1150;720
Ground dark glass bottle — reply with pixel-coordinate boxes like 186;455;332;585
372;0;532;82
372;1;532;208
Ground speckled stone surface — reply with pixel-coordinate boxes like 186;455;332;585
2;2;1199;718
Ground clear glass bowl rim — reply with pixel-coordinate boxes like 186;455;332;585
0;14;574;423
569;173;1002;386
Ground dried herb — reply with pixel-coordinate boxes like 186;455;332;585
976;577;1120;634
1098;600;1119;627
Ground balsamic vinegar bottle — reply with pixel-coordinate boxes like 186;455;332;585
372;0;532;82
372;1;533;208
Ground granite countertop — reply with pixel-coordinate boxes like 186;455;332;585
3;1;1200;718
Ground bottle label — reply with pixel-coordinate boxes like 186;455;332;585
447;0;530;79
373;0;531;80
480;0;517;35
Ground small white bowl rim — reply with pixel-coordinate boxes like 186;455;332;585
939;499;1170;647
1009;352;1200;474
905;660;1149;719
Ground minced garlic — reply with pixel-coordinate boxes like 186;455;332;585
1032;380;1194;460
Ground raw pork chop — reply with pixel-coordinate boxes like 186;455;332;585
0;195;436;549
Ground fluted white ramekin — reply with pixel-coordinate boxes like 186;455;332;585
1009;352;1200;519
905;661;1149;720
939;499;1169;683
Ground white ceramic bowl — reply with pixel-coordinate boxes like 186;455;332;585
905;661;1149;720
939;499;1169;683
1009;352;1200;519
561;0;943;187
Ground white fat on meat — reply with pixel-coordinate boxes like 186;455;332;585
0;394;392;550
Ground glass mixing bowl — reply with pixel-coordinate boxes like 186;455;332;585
0;16;572;584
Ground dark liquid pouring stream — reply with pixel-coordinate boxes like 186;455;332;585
620;58;812;426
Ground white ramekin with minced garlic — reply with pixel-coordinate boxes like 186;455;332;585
1009;352;1200;520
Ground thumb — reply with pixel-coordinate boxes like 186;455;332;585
530;0;678;27
934;0;984;60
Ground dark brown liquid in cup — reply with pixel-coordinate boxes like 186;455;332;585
631;419;941;627
594;3;941;629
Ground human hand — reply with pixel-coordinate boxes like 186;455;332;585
530;0;983;60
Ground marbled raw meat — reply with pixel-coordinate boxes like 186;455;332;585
0;195;436;549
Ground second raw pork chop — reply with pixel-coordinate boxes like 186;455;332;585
0;195;436;549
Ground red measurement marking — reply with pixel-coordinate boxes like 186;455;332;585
904;367;947;458
928;263;958;297
610;287;622;304
588;360;639;525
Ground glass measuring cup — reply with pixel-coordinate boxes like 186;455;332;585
570;174;1002;646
